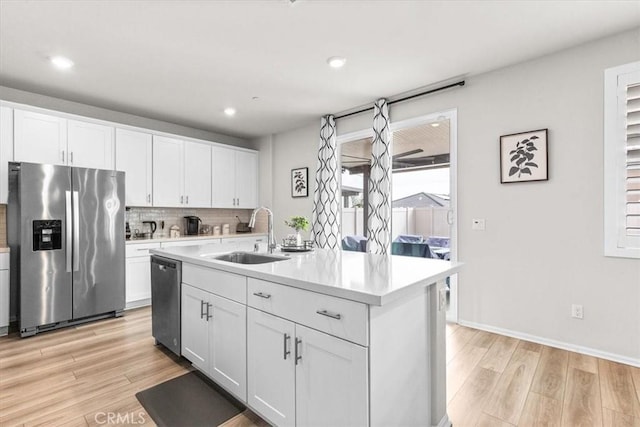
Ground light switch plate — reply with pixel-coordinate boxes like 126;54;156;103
472;218;486;230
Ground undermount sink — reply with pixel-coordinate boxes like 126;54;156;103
209;251;290;265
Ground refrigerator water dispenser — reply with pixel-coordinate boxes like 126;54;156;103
32;220;62;251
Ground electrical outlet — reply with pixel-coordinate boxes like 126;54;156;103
472;218;485;230
438;288;447;311
571;304;583;319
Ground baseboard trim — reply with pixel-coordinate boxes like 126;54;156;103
125;298;151;310
457;319;640;368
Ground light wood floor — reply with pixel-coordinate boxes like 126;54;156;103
1;308;638;426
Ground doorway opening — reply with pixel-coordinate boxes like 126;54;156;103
338;110;458;322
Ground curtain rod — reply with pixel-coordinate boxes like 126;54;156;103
333;80;465;120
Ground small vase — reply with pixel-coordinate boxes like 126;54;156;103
295;231;303;247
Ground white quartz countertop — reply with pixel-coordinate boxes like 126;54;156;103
126;233;266;244
150;242;461;306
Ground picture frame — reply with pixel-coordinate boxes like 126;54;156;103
291;167;309;197
500;129;548;183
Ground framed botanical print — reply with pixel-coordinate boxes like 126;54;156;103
291;167;309;197
500;129;548;183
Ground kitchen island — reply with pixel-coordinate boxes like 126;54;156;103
151;242;460;427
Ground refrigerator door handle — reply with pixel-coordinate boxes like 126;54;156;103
72;191;80;272
65;190;73;272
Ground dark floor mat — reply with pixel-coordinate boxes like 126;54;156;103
136;371;245;427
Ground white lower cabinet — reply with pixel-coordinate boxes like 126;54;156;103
0;253;10;336
247;308;296;426
181;282;247;402
125;242;160;308
247;308;368;427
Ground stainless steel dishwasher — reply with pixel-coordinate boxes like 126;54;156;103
150;255;181;356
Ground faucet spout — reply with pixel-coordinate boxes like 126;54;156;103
249;207;276;253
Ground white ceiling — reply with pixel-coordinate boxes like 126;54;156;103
1;1;638;139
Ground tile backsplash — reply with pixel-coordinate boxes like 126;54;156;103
126;207;268;237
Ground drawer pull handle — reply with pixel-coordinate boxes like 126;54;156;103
253;292;271;299
206;302;213;320
316;309;342;320
295;338;302;365
283;333;291;360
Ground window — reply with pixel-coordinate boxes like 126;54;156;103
604;61;640;258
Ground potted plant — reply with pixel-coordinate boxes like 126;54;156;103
284;216;309;246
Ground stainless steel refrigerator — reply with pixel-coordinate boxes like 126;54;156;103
8;162;125;337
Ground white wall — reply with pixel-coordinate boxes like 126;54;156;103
0;85;250;148
265;125;318;242
259;29;640;364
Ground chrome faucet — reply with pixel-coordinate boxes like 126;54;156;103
249;206;276;253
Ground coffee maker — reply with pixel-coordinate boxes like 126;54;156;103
184;216;201;235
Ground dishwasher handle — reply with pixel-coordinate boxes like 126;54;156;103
151;255;180;271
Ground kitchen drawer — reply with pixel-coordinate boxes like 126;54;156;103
247;278;368;346
125;242;161;258
183;264;246;304
161;238;221;248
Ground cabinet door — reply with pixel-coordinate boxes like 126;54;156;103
125;256;151;305
247;308;296;427
184;142;211;208
211;146;236;208
115;129;152;206
0;106;14;204
209;295;247;402
14;110;67;165
235;150;258;209
0;269;8;329
295;324;368;427
67;120;114;169
181;284;209;372
153;135;184;207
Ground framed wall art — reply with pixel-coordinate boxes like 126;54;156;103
500;129;548;183
291;167;309;197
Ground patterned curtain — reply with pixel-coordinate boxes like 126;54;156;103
312;115;341;249
367;99;392;255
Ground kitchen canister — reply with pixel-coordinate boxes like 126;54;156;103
169;224;180;238
222;224;230;235
213;225;221;236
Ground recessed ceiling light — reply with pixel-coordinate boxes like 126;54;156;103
431;122;440;127
224;107;236;117
327;56;346;68
50;56;74;70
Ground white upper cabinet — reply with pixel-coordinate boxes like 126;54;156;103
183;142;212;208
14;110;67;165
0;106;14;204
14;110;114;170
153;135;184;207
152;136;213;208
211;145;235;208
235;150;258;209
115;128;153;206
67;120;114;169
212;146;258;209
